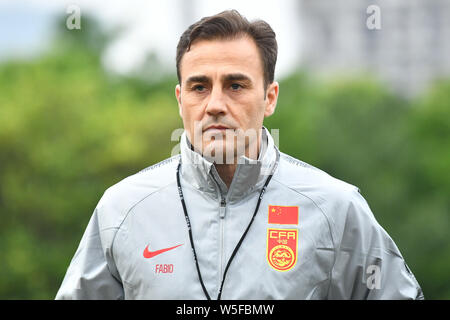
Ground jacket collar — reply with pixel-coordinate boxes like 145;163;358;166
179;127;278;203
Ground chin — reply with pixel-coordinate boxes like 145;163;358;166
202;140;237;165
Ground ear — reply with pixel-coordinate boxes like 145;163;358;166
175;84;183;118
264;81;279;118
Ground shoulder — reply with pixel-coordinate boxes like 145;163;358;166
275;151;377;242
95;155;180;230
275;151;362;205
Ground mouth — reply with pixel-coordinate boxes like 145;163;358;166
203;125;232;132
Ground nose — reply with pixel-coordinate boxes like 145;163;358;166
205;87;227;117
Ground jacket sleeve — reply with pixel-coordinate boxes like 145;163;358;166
55;208;124;300
327;188;424;300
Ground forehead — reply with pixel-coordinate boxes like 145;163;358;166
179;36;263;83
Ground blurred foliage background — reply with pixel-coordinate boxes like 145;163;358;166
0;16;449;299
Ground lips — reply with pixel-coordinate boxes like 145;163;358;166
203;125;231;132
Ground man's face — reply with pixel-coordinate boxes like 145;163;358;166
175;36;278;163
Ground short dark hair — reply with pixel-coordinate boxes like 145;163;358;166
176;10;277;89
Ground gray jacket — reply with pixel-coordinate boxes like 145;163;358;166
56;128;424;299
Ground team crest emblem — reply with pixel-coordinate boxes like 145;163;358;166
267;228;298;272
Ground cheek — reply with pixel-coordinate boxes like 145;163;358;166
181;96;204;121
232;96;265;126
180;103;206;142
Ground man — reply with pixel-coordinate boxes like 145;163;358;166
56;10;424;300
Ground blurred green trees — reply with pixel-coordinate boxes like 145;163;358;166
0;18;449;299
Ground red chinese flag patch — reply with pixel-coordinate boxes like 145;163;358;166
268;205;299;225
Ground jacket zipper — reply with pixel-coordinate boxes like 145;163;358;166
219;197;226;284
210;168;228;294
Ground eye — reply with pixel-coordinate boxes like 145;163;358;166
194;85;206;92
230;83;242;90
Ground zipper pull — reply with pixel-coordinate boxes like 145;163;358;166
219;198;226;219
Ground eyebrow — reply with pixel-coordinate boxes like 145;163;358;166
185;75;210;86
222;73;252;83
184;73;253;86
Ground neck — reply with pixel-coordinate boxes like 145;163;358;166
214;132;262;188
214;163;237;188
